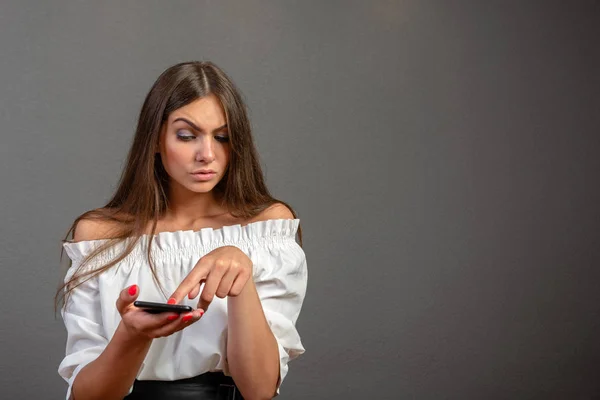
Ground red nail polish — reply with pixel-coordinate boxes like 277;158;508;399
167;298;176;305
182;315;193;322
167;315;178;321
198;310;205;317
128;285;138;296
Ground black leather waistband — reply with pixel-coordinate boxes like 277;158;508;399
124;372;244;400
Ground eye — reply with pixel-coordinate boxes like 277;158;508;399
215;135;230;143
176;130;195;141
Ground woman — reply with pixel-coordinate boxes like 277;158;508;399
56;61;307;400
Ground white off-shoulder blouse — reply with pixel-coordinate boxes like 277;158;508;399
58;219;307;399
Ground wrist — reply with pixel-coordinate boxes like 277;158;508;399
115;321;153;348
228;278;257;307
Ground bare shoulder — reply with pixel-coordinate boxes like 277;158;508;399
72;210;125;242
252;202;296;222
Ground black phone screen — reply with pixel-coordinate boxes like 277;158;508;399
133;301;193;314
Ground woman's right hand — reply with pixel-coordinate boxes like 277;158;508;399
115;284;204;340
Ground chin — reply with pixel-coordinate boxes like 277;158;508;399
169;174;223;194
187;179;222;193
186;184;217;193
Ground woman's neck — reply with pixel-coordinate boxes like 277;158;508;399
165;184;228;225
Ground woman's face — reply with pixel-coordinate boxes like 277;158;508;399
158;94;230;194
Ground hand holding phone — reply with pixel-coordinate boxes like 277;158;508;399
116;286;203;342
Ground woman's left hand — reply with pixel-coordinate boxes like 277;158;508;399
169;246;253;312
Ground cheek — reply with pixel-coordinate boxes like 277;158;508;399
219;145;231;165
163;141;192;171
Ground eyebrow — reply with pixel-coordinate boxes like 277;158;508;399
173;117;228;133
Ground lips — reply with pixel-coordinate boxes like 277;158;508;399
190;170;217;182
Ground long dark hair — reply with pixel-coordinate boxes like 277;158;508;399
56;61;301;310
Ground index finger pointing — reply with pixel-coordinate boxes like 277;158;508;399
170;266;208;304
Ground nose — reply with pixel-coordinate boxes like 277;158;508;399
195;136;215;163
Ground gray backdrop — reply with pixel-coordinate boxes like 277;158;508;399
1;1;599;398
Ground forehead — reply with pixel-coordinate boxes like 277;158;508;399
169;93;226;127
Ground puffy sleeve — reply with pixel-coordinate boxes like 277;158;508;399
249;225;308;395
58;241;140;399
58;242;109;399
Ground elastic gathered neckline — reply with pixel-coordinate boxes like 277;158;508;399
62;218;300;265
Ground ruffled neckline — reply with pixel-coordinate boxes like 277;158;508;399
63;218;300;263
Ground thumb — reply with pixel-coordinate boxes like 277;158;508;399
116;284;139;314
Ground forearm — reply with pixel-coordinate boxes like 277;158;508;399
227;280;280;400
71;322;152;400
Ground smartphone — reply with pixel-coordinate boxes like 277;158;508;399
134;301;193;314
